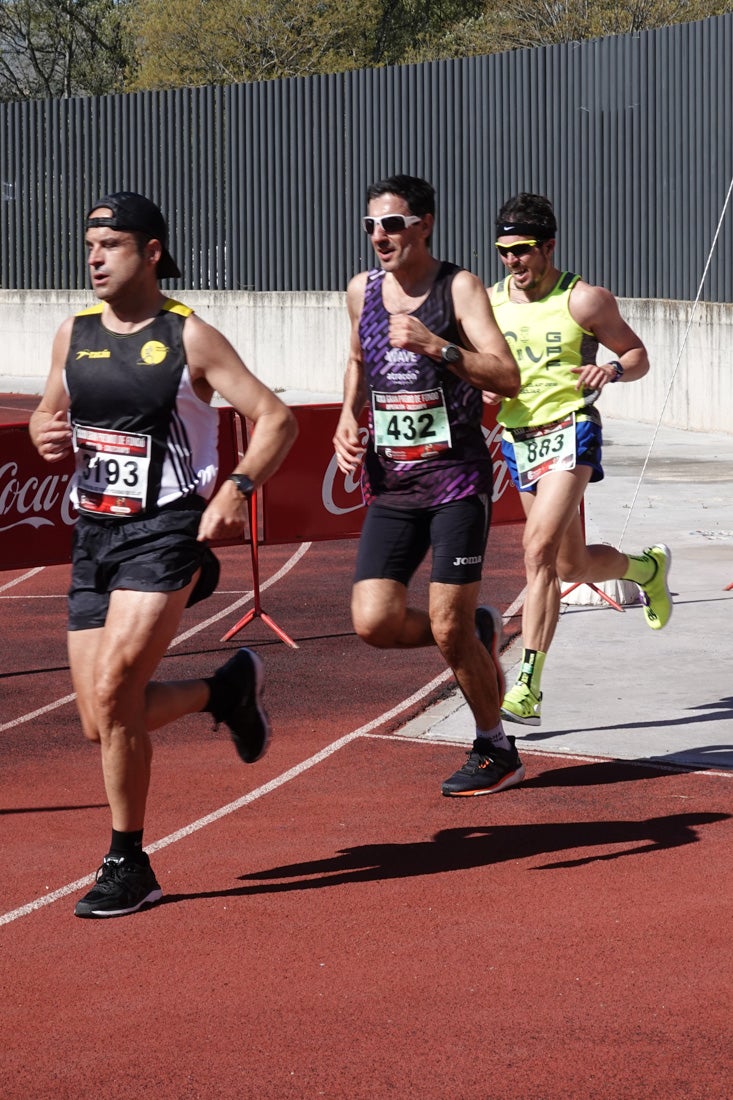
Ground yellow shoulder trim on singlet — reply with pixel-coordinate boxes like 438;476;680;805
162;298;194;317
75;299;193;319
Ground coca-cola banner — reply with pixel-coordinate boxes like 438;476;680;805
261;404;523;545
1;405;523;571
0;422;77;569
0;409;243;572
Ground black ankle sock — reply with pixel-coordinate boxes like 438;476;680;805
202;676;216;715
108;829;144;862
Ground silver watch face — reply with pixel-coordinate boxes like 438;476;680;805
441;344;461;364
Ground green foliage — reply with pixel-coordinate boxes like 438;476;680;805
427;0;733;56
1;0;731;99
126;0;378;89
368;0;485;66
127;0;733;90
126;0;491;89
0;0;134;101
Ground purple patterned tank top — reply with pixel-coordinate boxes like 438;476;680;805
359;261;492;508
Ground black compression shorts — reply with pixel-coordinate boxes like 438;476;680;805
354;494;491;587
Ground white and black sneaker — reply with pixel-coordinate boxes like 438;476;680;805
208;647;271;763
74;853;162;918
441;736;525;797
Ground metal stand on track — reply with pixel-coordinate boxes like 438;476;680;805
559;578;625;612
220;491;299;648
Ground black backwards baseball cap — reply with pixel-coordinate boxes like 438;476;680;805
86;191;181;279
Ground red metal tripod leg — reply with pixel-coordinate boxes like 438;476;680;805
558;499;626;613
220;492;299;648
559;580;626;612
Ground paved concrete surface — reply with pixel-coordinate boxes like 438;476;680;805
398;417;733;772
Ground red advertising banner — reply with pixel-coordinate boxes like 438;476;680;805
0;408;243;571
261;405;369;544
0;422;76;569
1;404;523;571
261;403;523;544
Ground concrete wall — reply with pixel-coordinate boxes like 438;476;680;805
0;290;349;400
2;290;730;433
597;298;733;434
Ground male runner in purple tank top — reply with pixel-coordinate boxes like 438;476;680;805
333;174;525;797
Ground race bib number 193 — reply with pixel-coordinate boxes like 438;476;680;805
73;424;151;515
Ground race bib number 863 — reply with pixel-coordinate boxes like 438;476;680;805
511;413;576;488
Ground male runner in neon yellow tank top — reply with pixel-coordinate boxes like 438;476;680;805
487;193;672;729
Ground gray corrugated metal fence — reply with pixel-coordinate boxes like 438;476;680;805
1;15;732;300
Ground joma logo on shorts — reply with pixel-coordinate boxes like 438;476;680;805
453;555;482;566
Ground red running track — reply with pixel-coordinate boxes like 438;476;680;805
1;394;731;1099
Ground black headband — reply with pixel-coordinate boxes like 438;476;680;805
495;220;552;239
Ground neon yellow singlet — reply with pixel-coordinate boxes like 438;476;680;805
491;271;599;430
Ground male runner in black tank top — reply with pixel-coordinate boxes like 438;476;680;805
30;192;297;918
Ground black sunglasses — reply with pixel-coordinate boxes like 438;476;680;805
495;239;541;259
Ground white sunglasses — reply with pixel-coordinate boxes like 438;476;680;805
362;214;422;235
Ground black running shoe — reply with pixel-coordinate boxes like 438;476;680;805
475;605;506;704
74;853;162;918
441;735;525;797
208;647;270;763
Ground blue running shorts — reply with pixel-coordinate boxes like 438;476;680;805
501;418;603;493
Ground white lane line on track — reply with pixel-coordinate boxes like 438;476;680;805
371;733;733;778
0;567;45;593
0;667;453;927
502;587;527;623
1;596;522;923
171;541;311;646
0;692;79;733
0;542;313;734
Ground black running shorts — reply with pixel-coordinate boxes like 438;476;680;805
67;498;220;631
354;494;491;587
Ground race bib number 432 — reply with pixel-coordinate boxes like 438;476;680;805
372;388;452;462
73;424;151;515
511;413;576;488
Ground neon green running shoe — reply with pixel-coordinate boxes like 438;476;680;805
501;682;542;726
638;544;673;630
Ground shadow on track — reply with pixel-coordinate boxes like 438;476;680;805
0;802;108;815
156;810;729;906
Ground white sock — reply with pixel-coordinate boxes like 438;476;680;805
476;722;511;752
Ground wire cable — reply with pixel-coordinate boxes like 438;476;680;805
616;173;733;547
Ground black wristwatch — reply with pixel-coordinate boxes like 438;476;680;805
229;473;255;497
441;343;462;365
